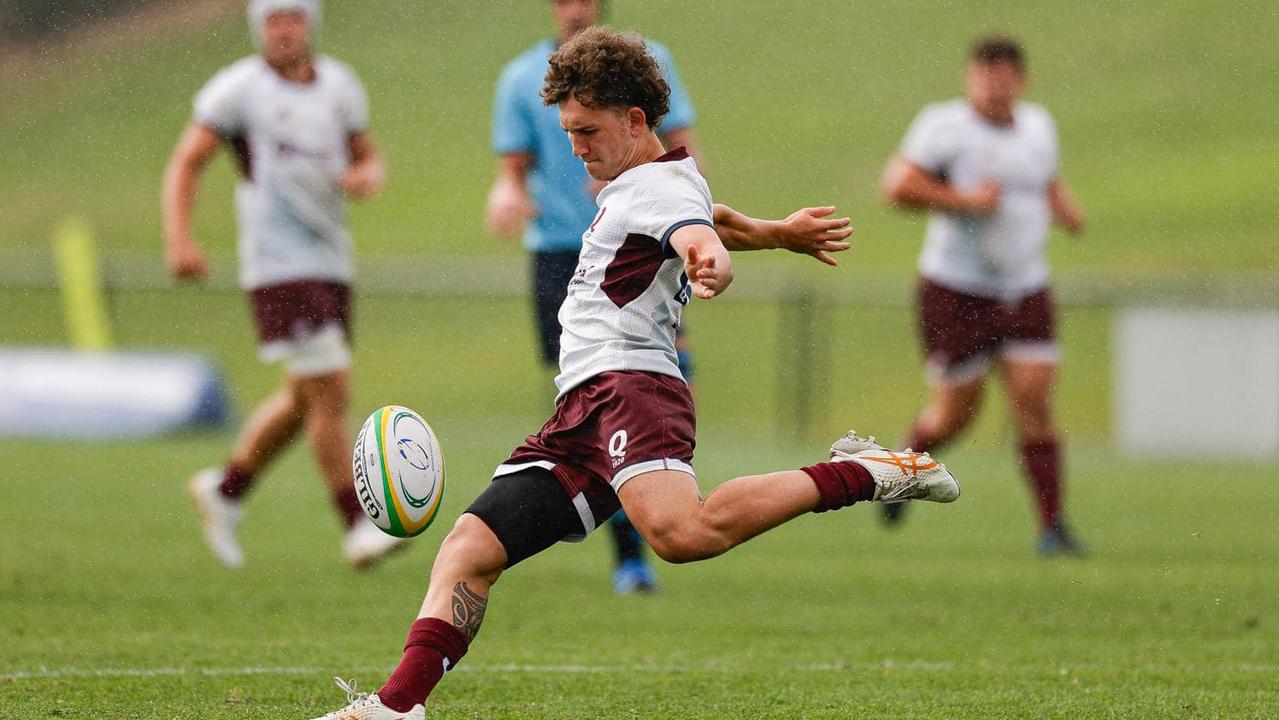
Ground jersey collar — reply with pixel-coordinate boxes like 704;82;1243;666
654;146;689;163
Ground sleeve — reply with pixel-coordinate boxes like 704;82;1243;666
1042;108;1060;177
492;62;536;155
650;42;696;132
193;64;248;137
343;69;371;134
630;173;714;256
898;105;954;175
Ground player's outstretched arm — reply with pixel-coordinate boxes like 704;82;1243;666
340;132;386;200
161;122;222;281
881;156;999;215
712;204;853;266
1048;178;1085;235
669;223;732;299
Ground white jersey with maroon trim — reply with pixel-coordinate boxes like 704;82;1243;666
554;148;713;399
193;54;369;290
899;99;1059;302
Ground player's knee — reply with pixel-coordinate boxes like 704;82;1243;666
276;381;304;415
1015;409;1054;440
1010;394;1052;432
936;403;977;437
294;373;349;416
644;519;729;564
435;514;508;582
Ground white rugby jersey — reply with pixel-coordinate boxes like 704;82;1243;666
554;148;713;398
900;99;1060;301
193;55;369;290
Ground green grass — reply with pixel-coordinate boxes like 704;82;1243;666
2;287;1277;718
1;1;1276;279
2;428;1276;718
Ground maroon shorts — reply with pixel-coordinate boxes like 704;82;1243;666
918;278;1058;385
248;280;352;345
493;371;697;537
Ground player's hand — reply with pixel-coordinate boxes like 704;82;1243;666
340;163;385;199
1057;201;1086;235
685;244;733;300
1062;209;1085;235
964;181;1001;215
777;206;854;266
485;180;537;241
166;239;209;282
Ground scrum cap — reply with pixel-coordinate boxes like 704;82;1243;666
248;0;320;47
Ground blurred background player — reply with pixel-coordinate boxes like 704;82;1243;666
161;0;396;568
484;0;701;595
880;36;1087;555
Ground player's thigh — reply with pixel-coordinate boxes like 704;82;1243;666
925;374;986;427
616;469;703;543
997;286;1058;407
290;367;351;412
464;467;589;568
531;251;577;314
918;280;998;391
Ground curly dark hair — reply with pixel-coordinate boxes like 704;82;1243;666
541;27;670;128
971;35;1025;71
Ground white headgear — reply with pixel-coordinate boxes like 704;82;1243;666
248;0;321;48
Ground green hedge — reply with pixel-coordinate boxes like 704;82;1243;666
0;0;157;41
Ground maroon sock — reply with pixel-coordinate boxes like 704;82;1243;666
331;484;364;529
218;463;255;500
801;461;878;512
1020;439;1062;530
378;618;469;712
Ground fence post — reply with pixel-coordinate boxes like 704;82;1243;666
776;283;831;443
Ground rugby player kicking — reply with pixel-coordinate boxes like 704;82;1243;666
162;0;401;569
309;28;959;719
487;0;705;596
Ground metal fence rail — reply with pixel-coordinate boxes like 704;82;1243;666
2;249;1276;308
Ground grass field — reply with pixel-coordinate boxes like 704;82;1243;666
2;287;1277;718
3;434;1276;719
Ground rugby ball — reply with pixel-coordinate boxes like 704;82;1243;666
352;405;446;538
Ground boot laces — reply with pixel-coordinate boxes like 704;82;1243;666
334;677;370;706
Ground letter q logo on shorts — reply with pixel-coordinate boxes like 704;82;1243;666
608;429;628;468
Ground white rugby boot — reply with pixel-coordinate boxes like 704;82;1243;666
342;517;409;569
307;677;423;720
829;430;888;457
188;467;245;568
830;434;960;504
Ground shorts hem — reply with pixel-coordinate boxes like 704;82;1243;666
611;458;695;492
256;322;352;378
925;353;990;388
492;460;557;479
568;492;596;540
1001;340;1060;365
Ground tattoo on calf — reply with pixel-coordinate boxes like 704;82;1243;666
451;581;487;640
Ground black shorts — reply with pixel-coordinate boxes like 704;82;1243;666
531;251;579;365
465;467;586;567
